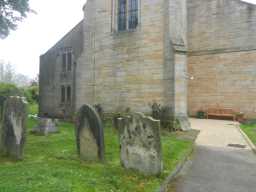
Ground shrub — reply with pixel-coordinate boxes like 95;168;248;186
23;86;39;103
151;102;175;131
0;83;22;98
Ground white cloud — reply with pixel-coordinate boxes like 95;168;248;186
0;0;86;78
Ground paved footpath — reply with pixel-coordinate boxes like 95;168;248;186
176;118;256;192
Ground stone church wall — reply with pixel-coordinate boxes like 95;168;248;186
76;0;172;113
187;0;256;118
39;21;84;118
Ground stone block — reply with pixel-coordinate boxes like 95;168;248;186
177;116;191;131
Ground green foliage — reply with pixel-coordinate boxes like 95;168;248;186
0;0;32;38
28;103;38;115
0;83;22;97
0;107;194;192
196;111;206;119
23;85;39;103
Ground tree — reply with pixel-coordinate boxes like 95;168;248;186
4;62;14;83
0;61;30;86
0;0;32;39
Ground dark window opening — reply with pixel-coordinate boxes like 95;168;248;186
118;0;127;31
67;52;72;71
129;0;138;29
67;86;71;103
62;53;66;72
61;86;65;103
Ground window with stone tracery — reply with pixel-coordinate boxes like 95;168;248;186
115;0;139;32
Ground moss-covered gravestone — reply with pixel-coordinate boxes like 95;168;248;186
0;97;27;160
117;113;163;176
75;104;104;161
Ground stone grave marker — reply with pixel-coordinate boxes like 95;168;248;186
31;118;59;135
0;97;27;160
117;112;163;175
75;104;104;161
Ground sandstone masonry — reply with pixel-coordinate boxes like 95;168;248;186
39;0;256;119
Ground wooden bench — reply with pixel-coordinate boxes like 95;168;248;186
206;108;236;121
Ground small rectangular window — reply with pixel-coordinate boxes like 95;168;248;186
61;86;65;103
118;0;127;31
67;86;71;103
67;52;72;71
62;53;66;72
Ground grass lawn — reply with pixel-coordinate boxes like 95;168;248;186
0;106;195;192
241;123;256;145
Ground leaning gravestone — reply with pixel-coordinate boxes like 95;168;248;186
31;118;59;135
117;113;163;175
0;97;27;160
75;104;104;161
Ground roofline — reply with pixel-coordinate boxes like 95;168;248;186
41;19;84;57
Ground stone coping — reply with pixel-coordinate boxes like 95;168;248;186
236;124;256;154
158;130;199;192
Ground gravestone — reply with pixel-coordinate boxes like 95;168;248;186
117;113;163;175
75;104;104;161
31;118;59;135
0;97;27;160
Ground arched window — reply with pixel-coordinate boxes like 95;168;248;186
117;0;138;31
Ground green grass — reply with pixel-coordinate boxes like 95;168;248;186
27;103;38;115
0;106;194;192
241;123;256;145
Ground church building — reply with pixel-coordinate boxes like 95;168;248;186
39;0;256;119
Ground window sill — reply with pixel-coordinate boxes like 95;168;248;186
112;27;140;36
60;103;72;107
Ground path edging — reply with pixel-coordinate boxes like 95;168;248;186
236;124;256;154
157;143;195;192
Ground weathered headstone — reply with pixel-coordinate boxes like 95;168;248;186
75;104;104;161
31;118;59;135
0;97;27;160
117;113;163;175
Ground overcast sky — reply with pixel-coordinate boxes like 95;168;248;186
0;0;86;78
0;0;255;78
